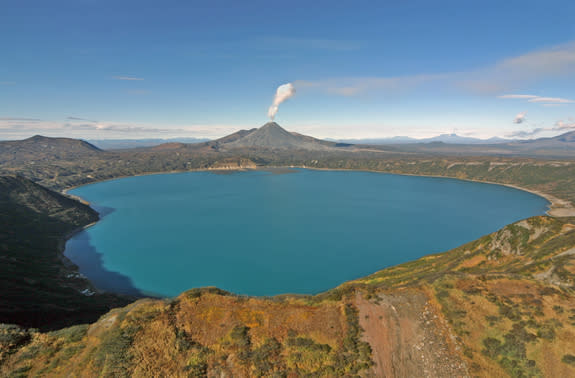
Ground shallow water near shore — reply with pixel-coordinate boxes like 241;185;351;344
65;169;549;297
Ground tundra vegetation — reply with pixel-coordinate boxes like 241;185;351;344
1;132;575;376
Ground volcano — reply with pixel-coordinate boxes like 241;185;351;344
213;122;351;151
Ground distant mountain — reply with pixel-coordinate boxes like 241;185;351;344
0;135;101;164
335;134;512;145
137;124;574;158
553;130;575;143
88;137;210;150
512;130;575;148
422;134;511;144
208;122;352;151
332;136;419;144
520;131;575;144
211;128;258;145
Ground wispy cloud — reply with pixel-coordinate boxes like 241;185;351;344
528;96;574;104
296;41;575;96
294;74;445;97
460;41;575;94
67;116;97;122
509;128;545;138
0;117;43;122
513;111;527;124
498;94;575;106
0;117;242;139
508;118;575;138
498;94;538;100
556;118;575;130
112;76;144;81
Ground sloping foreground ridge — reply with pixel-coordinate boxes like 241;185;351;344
1;203;574;376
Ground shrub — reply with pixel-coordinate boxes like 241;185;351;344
536;324;556;340
229;325;251;348
562;354;575;366
252;338;283;375
482;337;501;358
50;324;89;343
0;324;30;350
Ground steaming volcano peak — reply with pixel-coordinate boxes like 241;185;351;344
257;121;291;134
215;122;352;151
261;121;281;128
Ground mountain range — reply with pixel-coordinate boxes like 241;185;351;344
2;123;575;160
87;137;210;150
334;133;513;145
87;129;517;149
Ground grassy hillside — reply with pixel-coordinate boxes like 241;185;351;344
1;216;573;377
0;176;133;330
297;157;575;210
0;289;374;377
347;215;575;377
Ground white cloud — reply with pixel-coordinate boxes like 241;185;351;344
294;74;444;97
498;94;575;105
508;128;544;138
296;41;575;96
556;119;575;130
0;117;243;140
67;116;97;122
497;94;538;99
527;96;574;104
513;111;527;124
460;41;575;94
112;76;144;81
495;42;575;77
508;118;575;138
0;117;43;122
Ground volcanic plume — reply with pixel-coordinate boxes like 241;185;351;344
268;83;296;120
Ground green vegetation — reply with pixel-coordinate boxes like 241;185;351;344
2;135;575;210
0;214;574;376
1;134;575;376
0;176;132;330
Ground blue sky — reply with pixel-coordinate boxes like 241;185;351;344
1;0;574;140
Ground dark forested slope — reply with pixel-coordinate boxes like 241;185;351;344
0;176;132;330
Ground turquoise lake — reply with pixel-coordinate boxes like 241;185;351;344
65;169;549;297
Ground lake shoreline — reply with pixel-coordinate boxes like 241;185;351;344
59;219;150;298
61;168;553;298
62;165;574;217
299;166;575;217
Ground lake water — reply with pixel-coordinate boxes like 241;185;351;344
65;169;549;297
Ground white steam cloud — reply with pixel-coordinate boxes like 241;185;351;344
268;83;296;120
